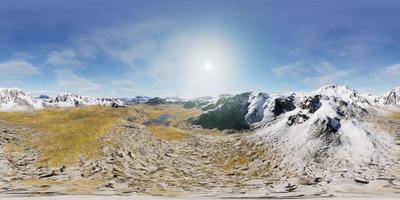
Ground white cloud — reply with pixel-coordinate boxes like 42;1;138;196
44;20;241;97
271;62;307;78
46;50;80;66
0;79;24;87
304;70;352;85
273;61;355;86
109;80;136;93
383;64;400;77
68;20;171;65
304;61;353;85
55;69;101;93
375;63;400;86
0;59;39;76
12;52;33;60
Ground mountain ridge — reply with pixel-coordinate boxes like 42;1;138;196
0;84;399;112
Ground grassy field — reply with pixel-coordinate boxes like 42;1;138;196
147;125;187;141
134;104;202;141
222;154;250;171
0;106;132;167
134;104;202;126
395;112;400;119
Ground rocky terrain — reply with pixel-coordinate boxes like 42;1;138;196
0;85;400;199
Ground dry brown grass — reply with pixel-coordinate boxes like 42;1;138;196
147;125;187;141
394;112;400;119
133;104;203;141
0;106;132;167
134;104;202;126
222;154;250;171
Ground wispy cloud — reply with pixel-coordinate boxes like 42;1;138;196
272;61;355;86
69;20;171;65
0;79;24;88
46;50;81;66
304;61;354;85
0;59;39;76
108;80;136;93
271;62;307;78
55;69;102;93
47;20;240;97
383;64;400;77
376;63;400;85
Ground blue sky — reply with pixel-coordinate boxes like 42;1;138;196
0;0;399;97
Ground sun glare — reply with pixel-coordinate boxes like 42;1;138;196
204;63;212;71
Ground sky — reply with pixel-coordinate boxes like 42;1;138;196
0;0;399;98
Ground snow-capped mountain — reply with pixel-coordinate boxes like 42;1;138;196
120;96;183;105
120;96;151;105
163;97;184;103
45;93;123;108
192;84;400;179
0;88;43;111
0;88;125;111
381;87;400;105
251;85;397;178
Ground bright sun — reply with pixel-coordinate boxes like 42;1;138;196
204;63;212;71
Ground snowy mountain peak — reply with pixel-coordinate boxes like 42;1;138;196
312;84;369;106
0;88;126;111
315;84;355;96
47;93;123;107
0;88;42;111
381;87;400;105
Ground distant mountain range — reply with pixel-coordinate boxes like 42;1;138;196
0;85;399;112
0;88;186;111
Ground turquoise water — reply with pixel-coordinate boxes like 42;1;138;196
144;114;172;126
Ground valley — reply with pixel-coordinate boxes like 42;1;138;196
0;104;272;197
0;85;400;199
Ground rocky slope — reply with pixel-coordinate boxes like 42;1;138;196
252;85;398;179
190;93;251;130
191;84;400;180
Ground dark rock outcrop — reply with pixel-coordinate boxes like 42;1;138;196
268;96;296;116
299;95;322;113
